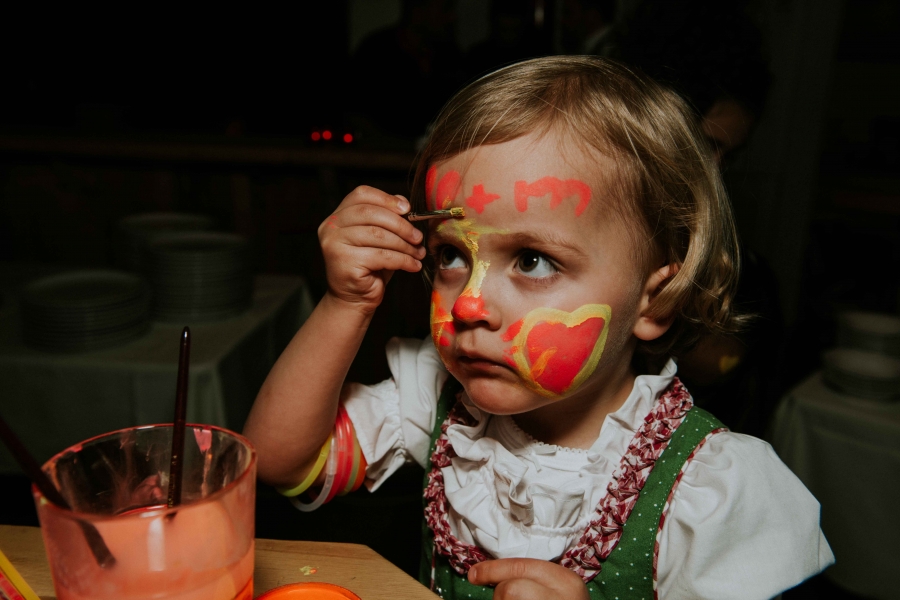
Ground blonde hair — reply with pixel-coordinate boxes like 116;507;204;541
412;56;745;361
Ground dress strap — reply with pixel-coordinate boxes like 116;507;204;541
584;405;727;599
419;377;727;600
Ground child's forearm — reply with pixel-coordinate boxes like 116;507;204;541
244;291;374;488
246;185;422;488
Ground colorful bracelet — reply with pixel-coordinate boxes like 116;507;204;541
351;448;367;492
287;403;367;511
291;433;338;512
277;433;332;497
340;428;361;495
325;405;354;503
340;410;366;495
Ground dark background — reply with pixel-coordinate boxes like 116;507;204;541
0;1;897;597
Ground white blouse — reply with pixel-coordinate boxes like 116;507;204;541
343;338;834;599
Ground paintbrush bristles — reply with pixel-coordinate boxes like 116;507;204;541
406;207;465;222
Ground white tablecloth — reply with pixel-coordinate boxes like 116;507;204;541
770;372;900;599
0;273;313;474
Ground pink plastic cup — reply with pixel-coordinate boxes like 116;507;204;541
34;424;256;600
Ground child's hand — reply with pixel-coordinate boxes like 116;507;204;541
318;186;425;313
468;559;590;600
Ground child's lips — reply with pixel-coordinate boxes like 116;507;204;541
456;352;509;373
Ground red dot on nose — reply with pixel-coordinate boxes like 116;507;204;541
322;130;333;140
452;295;488;321
343;133;353;143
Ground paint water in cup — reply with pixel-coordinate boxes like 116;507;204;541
34;424;256;600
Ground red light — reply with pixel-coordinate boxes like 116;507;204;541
311;131;321;141
322;130;332;140
343;133;353;143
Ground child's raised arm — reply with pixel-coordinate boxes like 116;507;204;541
243;186;425;488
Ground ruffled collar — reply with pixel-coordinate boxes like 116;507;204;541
425;361;687;581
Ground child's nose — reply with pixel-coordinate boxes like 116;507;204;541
451;291;489;323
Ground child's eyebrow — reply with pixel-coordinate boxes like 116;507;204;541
496;231;588;259
427;227;587;259
426;228;456;249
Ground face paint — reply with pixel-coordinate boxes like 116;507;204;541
514;177;592;216
430;290;455;348
452;258;489;321
503;304;611;397
465;183;501;214
437;218;507;323
434;170;462;210
425;166;438;211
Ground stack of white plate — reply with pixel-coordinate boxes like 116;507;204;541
115;213;214;272
837;311;900;357
823;348;900;401
146;232;253;322
21;270;151;352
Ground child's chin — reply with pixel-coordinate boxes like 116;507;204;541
461;377;547;416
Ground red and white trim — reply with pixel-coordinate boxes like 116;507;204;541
425;378;697;583
424;395;491;575
558;378;693;582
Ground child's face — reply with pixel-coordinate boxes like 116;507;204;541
427;130;652;416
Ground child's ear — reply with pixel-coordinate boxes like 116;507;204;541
633;263;679;342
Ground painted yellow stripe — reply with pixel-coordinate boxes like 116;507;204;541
0;548;41;600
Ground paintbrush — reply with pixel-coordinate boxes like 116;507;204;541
0;413;116;568
167;327;190;511
406;207;465;222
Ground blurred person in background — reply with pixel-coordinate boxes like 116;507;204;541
611;0;780;437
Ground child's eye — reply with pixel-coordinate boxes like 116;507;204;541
516;251;558;278
438;246;467;270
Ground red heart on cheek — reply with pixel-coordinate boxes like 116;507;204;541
525;317;606;395
504;304;611;396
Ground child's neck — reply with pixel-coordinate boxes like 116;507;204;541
512;362;637;450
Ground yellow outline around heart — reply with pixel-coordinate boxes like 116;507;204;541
507;304;612;397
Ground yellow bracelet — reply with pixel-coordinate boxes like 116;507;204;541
277;434;333;497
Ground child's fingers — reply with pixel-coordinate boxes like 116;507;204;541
468;559;536;585
468;559;589;600
328;202;422;247
345;246;422;274
340;225;426;260
492;579;550;600
341;185;410;215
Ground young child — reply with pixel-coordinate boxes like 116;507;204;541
244;56;833;599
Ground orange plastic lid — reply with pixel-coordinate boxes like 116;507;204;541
255;582;362;600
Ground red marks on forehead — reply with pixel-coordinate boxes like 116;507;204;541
514;177;591;216
465;184;501;214
427;168;462;211
426;166;438;210
525;317;605;395
451;292;488;322
426;169;591;215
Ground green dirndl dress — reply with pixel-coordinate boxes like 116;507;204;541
419;378;726;600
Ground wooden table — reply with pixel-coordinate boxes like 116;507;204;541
0;525;438;599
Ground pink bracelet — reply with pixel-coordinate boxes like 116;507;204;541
325;405;354;503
